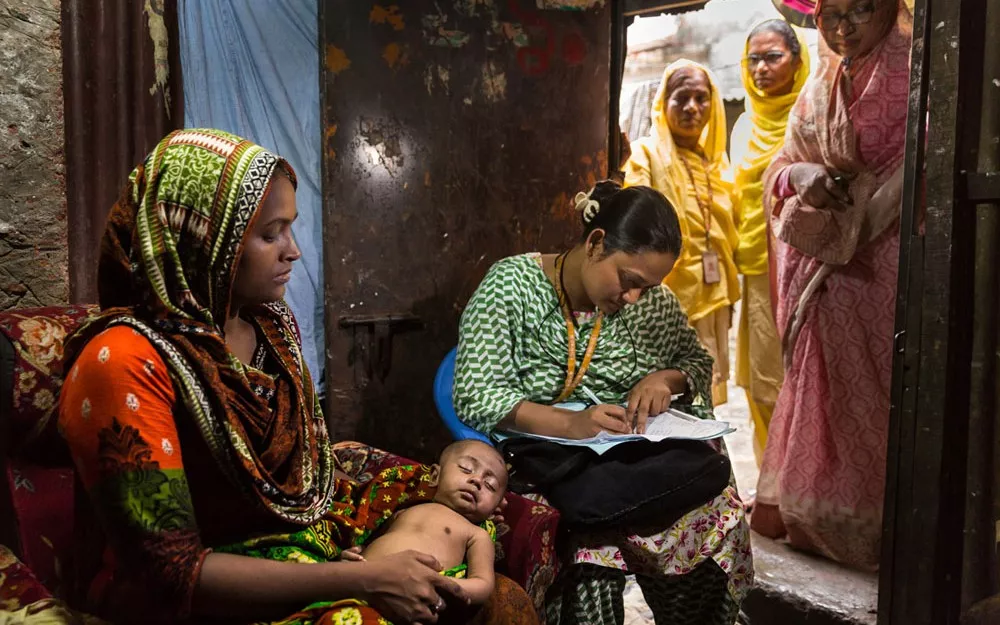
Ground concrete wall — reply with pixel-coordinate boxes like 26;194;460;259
0;0;68;311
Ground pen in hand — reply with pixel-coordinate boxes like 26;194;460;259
581;386;682;434
581;385;633;434
580;385;602;407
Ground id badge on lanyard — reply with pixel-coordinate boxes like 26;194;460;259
703;248;721;284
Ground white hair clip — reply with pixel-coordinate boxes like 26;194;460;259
575;190;600;224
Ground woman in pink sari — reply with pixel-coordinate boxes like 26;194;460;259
751;0;912;569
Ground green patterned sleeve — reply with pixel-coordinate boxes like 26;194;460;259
454;259;528;433
651;287;715;410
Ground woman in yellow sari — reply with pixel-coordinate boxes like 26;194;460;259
730;20;811;464
623;60;740;406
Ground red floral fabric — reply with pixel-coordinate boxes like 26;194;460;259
1;306;98;448
0;545;108;623
1;306;97;595
0;544;52;610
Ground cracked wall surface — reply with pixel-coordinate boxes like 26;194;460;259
0;0;69;311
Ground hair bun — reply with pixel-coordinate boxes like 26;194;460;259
590;179;623;203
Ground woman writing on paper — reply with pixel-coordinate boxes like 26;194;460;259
453;181;752;625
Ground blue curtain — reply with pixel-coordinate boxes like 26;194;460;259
179;0;325;389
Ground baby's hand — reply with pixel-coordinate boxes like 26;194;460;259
490;497;508;524
338;546;366;562
335;468;359;484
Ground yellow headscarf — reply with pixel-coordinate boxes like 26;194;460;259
731;22;810;276
622;60;740;322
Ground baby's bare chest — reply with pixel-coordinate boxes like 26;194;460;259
392;504;473;541
362;504;473;566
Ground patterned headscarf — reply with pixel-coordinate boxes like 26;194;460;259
68;129;336;525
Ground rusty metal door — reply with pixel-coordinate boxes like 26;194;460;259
878;0;1000;624
320;0;611;460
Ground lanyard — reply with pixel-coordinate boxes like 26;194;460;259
553;252;603;403
680;153;714;248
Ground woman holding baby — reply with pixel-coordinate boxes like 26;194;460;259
56;129;537;625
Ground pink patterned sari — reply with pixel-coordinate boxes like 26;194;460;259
753;1;912;569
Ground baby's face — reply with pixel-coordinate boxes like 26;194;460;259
434;443;508;523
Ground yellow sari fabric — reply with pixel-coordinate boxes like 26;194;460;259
622;60;740;324
731;26;811;276
732;25;811;458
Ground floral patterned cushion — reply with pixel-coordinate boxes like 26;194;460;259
0;545;107;623
0;306;98;596
0;543;51;610
333;441;560;613
0;307;98;450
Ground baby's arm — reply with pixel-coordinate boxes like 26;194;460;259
452;526;495;605
338;546;365;562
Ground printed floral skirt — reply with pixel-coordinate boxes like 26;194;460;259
532;486;753;625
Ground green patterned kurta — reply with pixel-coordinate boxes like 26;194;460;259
455;253;715;431
454;253;753;625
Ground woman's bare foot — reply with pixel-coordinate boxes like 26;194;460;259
786;526;821;555
749;502;787;539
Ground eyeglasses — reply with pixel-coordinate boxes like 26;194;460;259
743;51;789;68
817;3;875;32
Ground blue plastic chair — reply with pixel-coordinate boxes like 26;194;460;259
433;347;493;444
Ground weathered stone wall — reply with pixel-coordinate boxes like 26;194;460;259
0;0;68;310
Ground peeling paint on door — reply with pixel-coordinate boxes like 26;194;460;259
495;22;529;47
370;5;405;30
325;123;338;160
325;45;351;74
422;14;471;48
578;150;608;189
457;0;496;17
423;65;451;95
382;42;407;68
481;62;507;102
535;0;605;8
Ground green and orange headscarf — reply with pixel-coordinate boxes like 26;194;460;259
68;129;336;525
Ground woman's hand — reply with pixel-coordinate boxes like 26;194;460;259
627;371;674;434
788;163;852;211
355;550;469;623
564;404;631;439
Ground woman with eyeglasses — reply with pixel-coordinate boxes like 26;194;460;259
622;61;741;408
453;181;753;625
751;0;912;569
730;20;811;468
